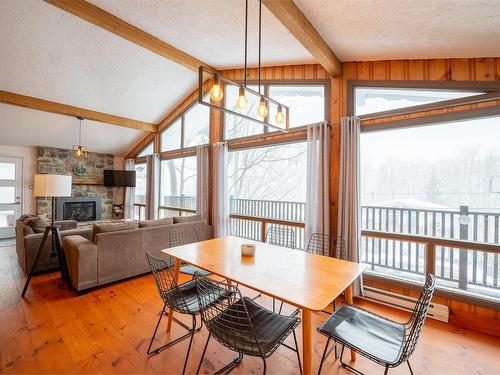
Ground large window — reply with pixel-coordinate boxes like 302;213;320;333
354;87;484;116
159;156;197;217
228;142;307;248
137;142;153;157
358;89;500;303
269;85;325;127
160;102;209;152
225;83;326;140
134;163;147;220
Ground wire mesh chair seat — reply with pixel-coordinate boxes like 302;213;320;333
194;273;302;375
145;252;229;374
170;226;210;276
317;274;436;375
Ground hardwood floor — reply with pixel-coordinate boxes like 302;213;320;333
1;245;499;374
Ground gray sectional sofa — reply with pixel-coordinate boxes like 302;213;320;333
62;216;213;292
15;217;92;274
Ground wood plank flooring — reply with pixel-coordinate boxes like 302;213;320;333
1;245;499;374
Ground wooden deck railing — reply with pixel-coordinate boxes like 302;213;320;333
138;196;500;301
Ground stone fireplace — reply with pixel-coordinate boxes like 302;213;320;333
37;146;116;222
56;196;102;222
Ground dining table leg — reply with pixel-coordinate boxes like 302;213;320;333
302;308;312;374
344;283;356;361
166;257;181;332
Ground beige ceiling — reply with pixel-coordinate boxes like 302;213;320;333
89;0;315;69
295;0;500;61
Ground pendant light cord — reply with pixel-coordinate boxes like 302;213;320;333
258;0;262;95
244;0;248;87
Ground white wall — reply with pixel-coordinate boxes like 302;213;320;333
0;144;37;214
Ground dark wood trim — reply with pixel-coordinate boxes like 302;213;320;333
158;147;197;160
227;128;307;151
361;105;500;133
346;79;500;117
359;91;500;121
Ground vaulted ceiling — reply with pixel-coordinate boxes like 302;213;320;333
0;0;499;156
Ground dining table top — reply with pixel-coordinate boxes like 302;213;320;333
162;235;365;311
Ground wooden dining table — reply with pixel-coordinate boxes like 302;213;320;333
162;236;365;374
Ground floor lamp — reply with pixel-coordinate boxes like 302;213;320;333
21;174;73;297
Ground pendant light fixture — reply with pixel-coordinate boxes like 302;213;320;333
209;74;224;102
236;0;249;110
199;0;289;132
73;116;88;158
256;0;268;119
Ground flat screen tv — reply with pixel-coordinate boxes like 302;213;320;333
103;170;136;187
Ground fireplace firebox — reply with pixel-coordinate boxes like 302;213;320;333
56;197;102;222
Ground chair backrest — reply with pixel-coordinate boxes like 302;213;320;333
145;252;189;312
265;226;296;249
194;273;262;357
399;274;436;363
305;233;330;256
170;225;199;247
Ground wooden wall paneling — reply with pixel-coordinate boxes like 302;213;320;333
451;59;471;81
408;60;425;80
474;58;496;81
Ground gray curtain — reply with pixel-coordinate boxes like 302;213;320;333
124;159;135;219
212;142;229;237
338;116;363;295
146;154;160;220
196;145;210;224
305;122;331;255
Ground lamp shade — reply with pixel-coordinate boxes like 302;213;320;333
33;174;72;197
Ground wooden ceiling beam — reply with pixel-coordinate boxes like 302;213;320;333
44;0;215;73
0;90;157;132
262;0;342;77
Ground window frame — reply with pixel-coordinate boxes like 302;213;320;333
222;80;330;141
348;80;500;126
136;141;154;158
158;154;197;217
160;98;210;153
351;79;500;310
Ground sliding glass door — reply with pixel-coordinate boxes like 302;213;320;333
0;157;22;239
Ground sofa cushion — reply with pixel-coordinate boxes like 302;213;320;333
22;224;35;236
23;216;49;233
92;221;138;242
173;215;202;224
138;217;174;228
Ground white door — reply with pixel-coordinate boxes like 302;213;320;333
0;157;22;239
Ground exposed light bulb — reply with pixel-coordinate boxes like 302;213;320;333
209;75;223;102
236;86;248;110
275;105;285;124
76;148;81;157
257;96;268;118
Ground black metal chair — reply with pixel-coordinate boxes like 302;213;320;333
305;232;331;256
194;273;302;375
265;226;296;313
170;226;210;276
317;274;436;375
265;226;296;249
145;252;227;374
